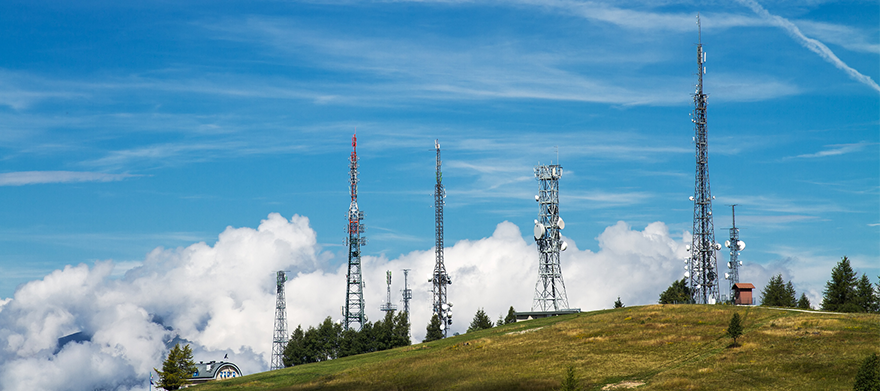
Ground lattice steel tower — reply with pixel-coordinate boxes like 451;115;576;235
532;163;570;311
401;269;412;319
686;15;721;305
430;139;452;336
380;270;398;313
344;133;366;331
270;271;288;371
724;205;745;300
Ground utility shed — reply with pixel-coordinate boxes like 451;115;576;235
185;361;242;387
733;283;755;305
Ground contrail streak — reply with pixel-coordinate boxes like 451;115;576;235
736;0;880;93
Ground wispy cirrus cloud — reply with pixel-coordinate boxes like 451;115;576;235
735;0;880;92
0;171;137;186
790;141;872;159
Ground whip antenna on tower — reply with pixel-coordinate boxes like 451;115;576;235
685;14;720;305
532;162;570;311
724;205;745;301
430;139;453;337
270;271;288;371
344;133;366;331
380;270;397;313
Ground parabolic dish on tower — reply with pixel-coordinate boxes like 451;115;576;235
533;223;545;240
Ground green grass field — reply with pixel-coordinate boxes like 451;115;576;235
193;305;879;390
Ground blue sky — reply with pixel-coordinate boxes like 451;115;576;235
0;0;877;301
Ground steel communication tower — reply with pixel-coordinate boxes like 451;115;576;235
532;163;570;311
401;269;412;319
724;205;745;300
270;271;288;371
686;15;721;305
344;133;366;331
430;139;453;336
380;270;398;313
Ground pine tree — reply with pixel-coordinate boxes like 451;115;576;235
614;297;624;308
659;278;692;304
154;343;198;390
761;274;796;307
467;308;493;332
559;366;580;391
797;293;811;310
853;353;880;391
854;274;879;313
504;306;517;324
822;256;858;312
726;312;744;347
423;314;444;342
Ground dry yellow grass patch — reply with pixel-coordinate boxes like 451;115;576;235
602;380;645;389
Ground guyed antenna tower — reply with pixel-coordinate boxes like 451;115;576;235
685;14;721;305
724;205;746;300
532;159;570;311
380;270;398;313
270;271;288;371
430;139;453;336
344;133;366;331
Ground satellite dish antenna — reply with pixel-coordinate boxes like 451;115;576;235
440;322;446;330
534;223;545;240
714;243;722;250
689;196;695;201
724;240;731;248
560;241;568;251
737;240;746;251
557;217;565;230
684;264;689;270
684;271;690;278
685;244;691;251
535;195;540;202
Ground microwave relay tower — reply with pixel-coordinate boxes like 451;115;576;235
270;271;288;371
685;15;721;305
724;205;746;299
380;270;397;313
532;162;570;311
344;133;366;331
430;139;453;336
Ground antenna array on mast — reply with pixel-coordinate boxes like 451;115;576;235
270;271;288;371
430;139;453;336
685;14;720;305
724;205;745;300
532;163;570;311
344;133;366;331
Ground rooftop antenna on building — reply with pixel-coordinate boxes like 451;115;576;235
430;139;453;336
532;158;570;311
344;133;366;331
724;205;745;301
401;268;412;322
380;270;398;313
685;13;720;305
270;270;288;371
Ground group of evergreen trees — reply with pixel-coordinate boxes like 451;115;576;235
760;274;811;309
282;310;410;367
821;256;879;313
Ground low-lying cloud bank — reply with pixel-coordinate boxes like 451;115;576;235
0;213;734;391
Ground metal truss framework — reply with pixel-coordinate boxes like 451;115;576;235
687;15;720;305
344;134;366;331
430;140;452;336
270;271;288;371
532;164;570;312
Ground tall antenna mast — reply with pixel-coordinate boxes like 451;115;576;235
431;139;453;336
686;14;720;305
344;133;366;331
532;162;570;311
724;205;745;301
270;271;288;371
401;268;412;321
380;270;397;314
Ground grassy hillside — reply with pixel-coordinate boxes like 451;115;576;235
193;305;879;390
